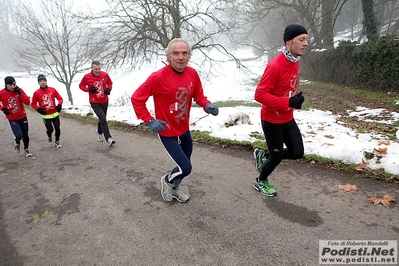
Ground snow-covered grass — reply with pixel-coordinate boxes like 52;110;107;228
1;48;398;175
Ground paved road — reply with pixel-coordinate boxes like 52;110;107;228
0;109;398;266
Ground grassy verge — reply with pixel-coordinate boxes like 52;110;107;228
60;107;399;183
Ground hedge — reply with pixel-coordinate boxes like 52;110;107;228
301;34;399;91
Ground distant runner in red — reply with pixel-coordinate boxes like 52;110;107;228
31;74;64;148
0;76;32;157
79;60;115;146
131;38;219;203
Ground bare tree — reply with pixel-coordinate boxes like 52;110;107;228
0;0;17;69
12;0;110;105
88;0;245;73
238;0;348;50
375;0;399;34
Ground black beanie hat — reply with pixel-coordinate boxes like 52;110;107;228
4;76;15;85
283;24;308;43
38;74;47;82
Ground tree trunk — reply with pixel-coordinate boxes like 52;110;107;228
321;0;335;48
361;0;379;41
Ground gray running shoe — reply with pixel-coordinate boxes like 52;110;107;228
107;138;116;146
160;175;173;202
14;144;20;153
48;137;52;143
96;129;104;142
24;149;33;157
54;141;62;148
172;187;189;203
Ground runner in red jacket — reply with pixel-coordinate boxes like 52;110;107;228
79;61;115;146
253;24;308;197
0;76;32;156
31;74;64;148
131;38;219;203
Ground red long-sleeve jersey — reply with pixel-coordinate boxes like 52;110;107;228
79;71;113;104
31;87;63;115
255;52;300;124
0;88;30;120
131;65;211;137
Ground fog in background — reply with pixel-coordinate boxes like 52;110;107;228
0;0;398;87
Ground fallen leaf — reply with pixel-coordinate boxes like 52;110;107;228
368;195;395;207
324;135;334;139
374;146;388;154
321;143;334;147
378;140;390;145
355;159;368;171
338;184;358;192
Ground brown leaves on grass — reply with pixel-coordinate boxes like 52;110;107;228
369;195;395;207
355;159;368;171
338;184;358;192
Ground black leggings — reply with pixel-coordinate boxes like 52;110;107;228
43;116;61;141
259;119;304;181
90;102;111;140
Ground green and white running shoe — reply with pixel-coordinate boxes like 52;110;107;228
253;178;277;197
253;148;266;173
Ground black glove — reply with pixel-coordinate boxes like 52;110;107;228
105;88;111;95
289;92;305;109
2;107;10;115
89;86;97;93
56;104;62;112
14;86;21;95
37;108;47;115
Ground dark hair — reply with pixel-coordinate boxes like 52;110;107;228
91;60;101;66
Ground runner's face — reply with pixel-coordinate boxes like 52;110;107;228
6;83;16;90
287;34;308;57
39;80;47;88
168;41;190;72
91;64;101;76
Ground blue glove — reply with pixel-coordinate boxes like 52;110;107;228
205;103;219;116
146;117;167;133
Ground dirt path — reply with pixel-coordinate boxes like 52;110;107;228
0;109;398;265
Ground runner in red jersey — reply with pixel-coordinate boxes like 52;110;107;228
79;61;115;146
0;76;32;156
31;74;64;148
131;38;219;203
253;24;308;197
